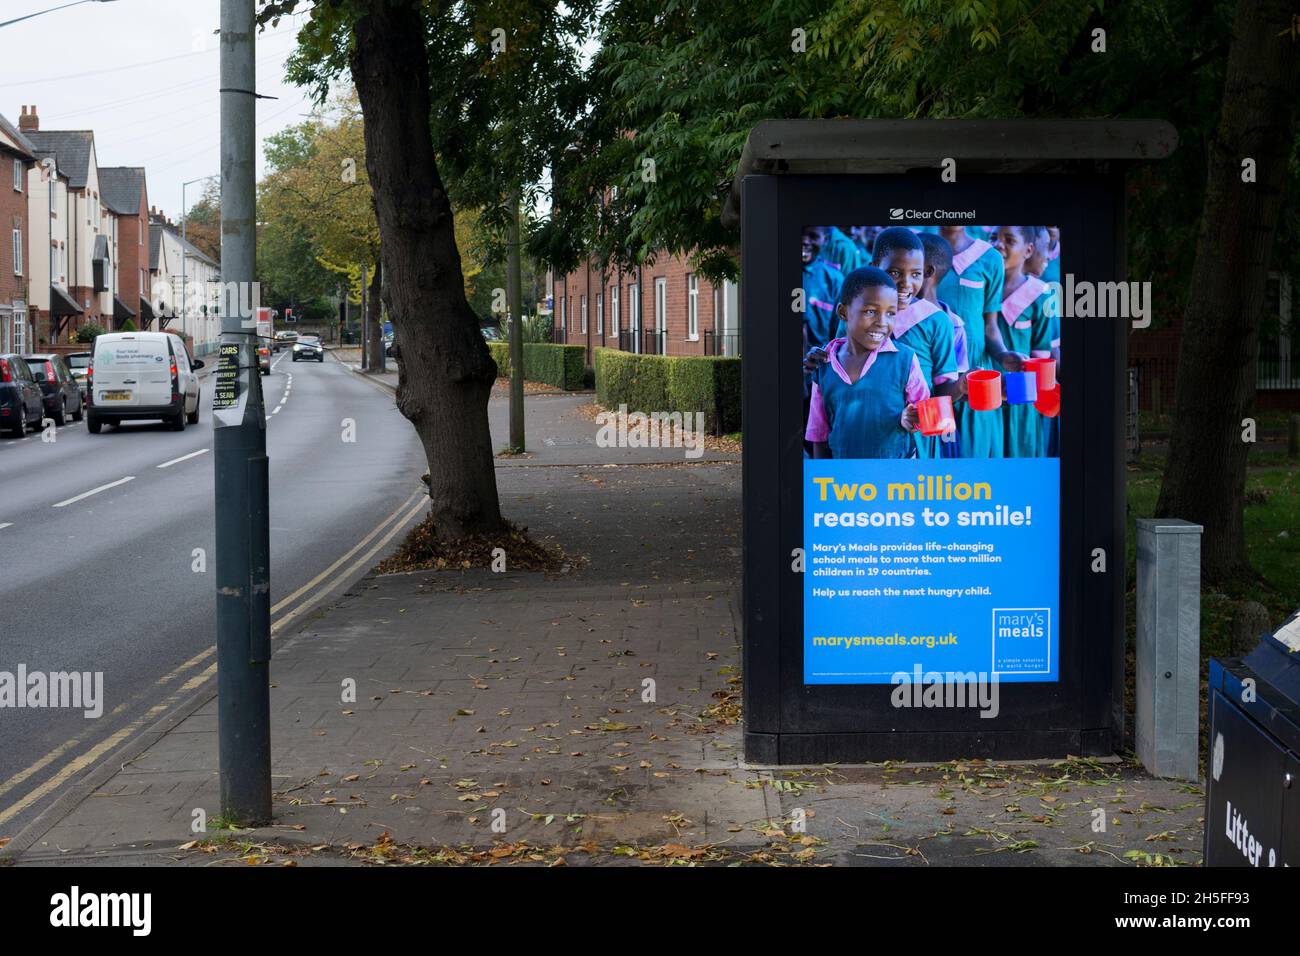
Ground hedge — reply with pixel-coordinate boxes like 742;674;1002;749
594;348;741;435
488;341;586;390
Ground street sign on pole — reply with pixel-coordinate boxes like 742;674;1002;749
215;0;271;824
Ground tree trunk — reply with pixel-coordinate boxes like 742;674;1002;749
349;0;503;539
367;260;385;373
1154;0;1297;583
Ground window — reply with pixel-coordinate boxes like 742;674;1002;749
12;312;25;352
687;273;699;340
559;295;566;332
628;284;639;331
13;159;22;192
596;293;604;336
654;277;666;332
11;227;21;276
580;295;588;334
609;285;620;337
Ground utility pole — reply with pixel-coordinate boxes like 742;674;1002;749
360;263;369;371
213;0;271;825
506;191;524;452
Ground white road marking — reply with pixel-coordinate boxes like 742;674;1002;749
157;448;210;469
52;475;135;508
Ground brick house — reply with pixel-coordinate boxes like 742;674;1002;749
551;254;740;364
20;105;111;343
100;167;151;330
0;113;35;353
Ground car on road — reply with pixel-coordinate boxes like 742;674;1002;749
274;330;298;352
0;352;45;436
86;332;204;434
481;326;502;341
66;351;91;401
23;353;84;425
292;334;325;362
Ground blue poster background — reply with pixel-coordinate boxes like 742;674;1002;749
803;457;1059;683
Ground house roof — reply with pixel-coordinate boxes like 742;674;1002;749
0;113;37;161
150;220;220;271
99;167;146;215
23;130;94;188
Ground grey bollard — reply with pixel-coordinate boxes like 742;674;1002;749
1135;518;1203;780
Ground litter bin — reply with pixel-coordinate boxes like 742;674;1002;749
1203;610;1300;867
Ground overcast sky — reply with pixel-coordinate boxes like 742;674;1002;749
2;0;332;220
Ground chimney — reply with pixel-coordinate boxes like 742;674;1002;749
18;104;39;133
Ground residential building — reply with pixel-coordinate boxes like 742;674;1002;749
99;166;151;330
149;210;221;356
19;105;111;342
552;254;740;364
0;113;35;353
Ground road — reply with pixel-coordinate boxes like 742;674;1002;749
0;349;426;837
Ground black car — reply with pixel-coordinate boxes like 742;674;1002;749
24;353;84;425
292;334;324;362
66;351;91;401
0;353;45;436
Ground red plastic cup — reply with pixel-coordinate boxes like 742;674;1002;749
966;369;1002;411
1024;357;1057;392
1034;383;1061;418
916;395;955;437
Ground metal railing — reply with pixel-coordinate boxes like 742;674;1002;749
703;330;741;357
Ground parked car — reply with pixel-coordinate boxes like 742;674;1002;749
23;353;84;425
0;353;45;437
383;332;396;357
480;326;502;341
66;351;91;401
86;332;204;434
292;334;324;362
273;330;299;352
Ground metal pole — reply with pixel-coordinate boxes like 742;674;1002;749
507;191;524;451
360;263;368;371
214;0;270;825
181;181;187;339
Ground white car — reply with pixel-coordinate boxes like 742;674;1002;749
86;332;204;434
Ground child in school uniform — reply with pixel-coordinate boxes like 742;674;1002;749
819;226;868;276
992;225;1055;458
802;226;845;347
937;225;1018;458
872;227;958;458
1041;225;1061;286
1024;226;1061;457
806;267;930;459
919;233;968;459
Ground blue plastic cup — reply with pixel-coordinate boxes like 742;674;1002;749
1005;370;1038;405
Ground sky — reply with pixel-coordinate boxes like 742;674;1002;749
1;0;332;221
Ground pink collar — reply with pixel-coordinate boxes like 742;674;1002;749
1002;275;1046;326
827;335;898;385
1046;243;1060;261
952;238;993;275
892;298;941;339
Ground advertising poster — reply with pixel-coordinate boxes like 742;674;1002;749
801;223;1062;684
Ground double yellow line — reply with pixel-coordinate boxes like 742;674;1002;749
0;489;427;828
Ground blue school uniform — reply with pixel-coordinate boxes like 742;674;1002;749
806;338;925;460
938;237;1005;458
1042;242;1061;286
893;299;957;459
937;299;967;458
803;259;843;347
819;227;867;276
998;275;1053;458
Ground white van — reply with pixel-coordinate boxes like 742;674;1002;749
86;332;204;434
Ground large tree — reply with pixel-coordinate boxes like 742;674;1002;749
259;0;593;536
1153;0;1298;580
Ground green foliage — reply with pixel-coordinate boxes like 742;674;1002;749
73;323;106;343
489;342;586;390
539;0;1247;299
594;348;741;434
118;318;137;332
521;313;553;344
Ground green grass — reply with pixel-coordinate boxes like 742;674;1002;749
1125;451;1300;764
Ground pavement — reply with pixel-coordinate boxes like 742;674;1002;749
1;360;1206;867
